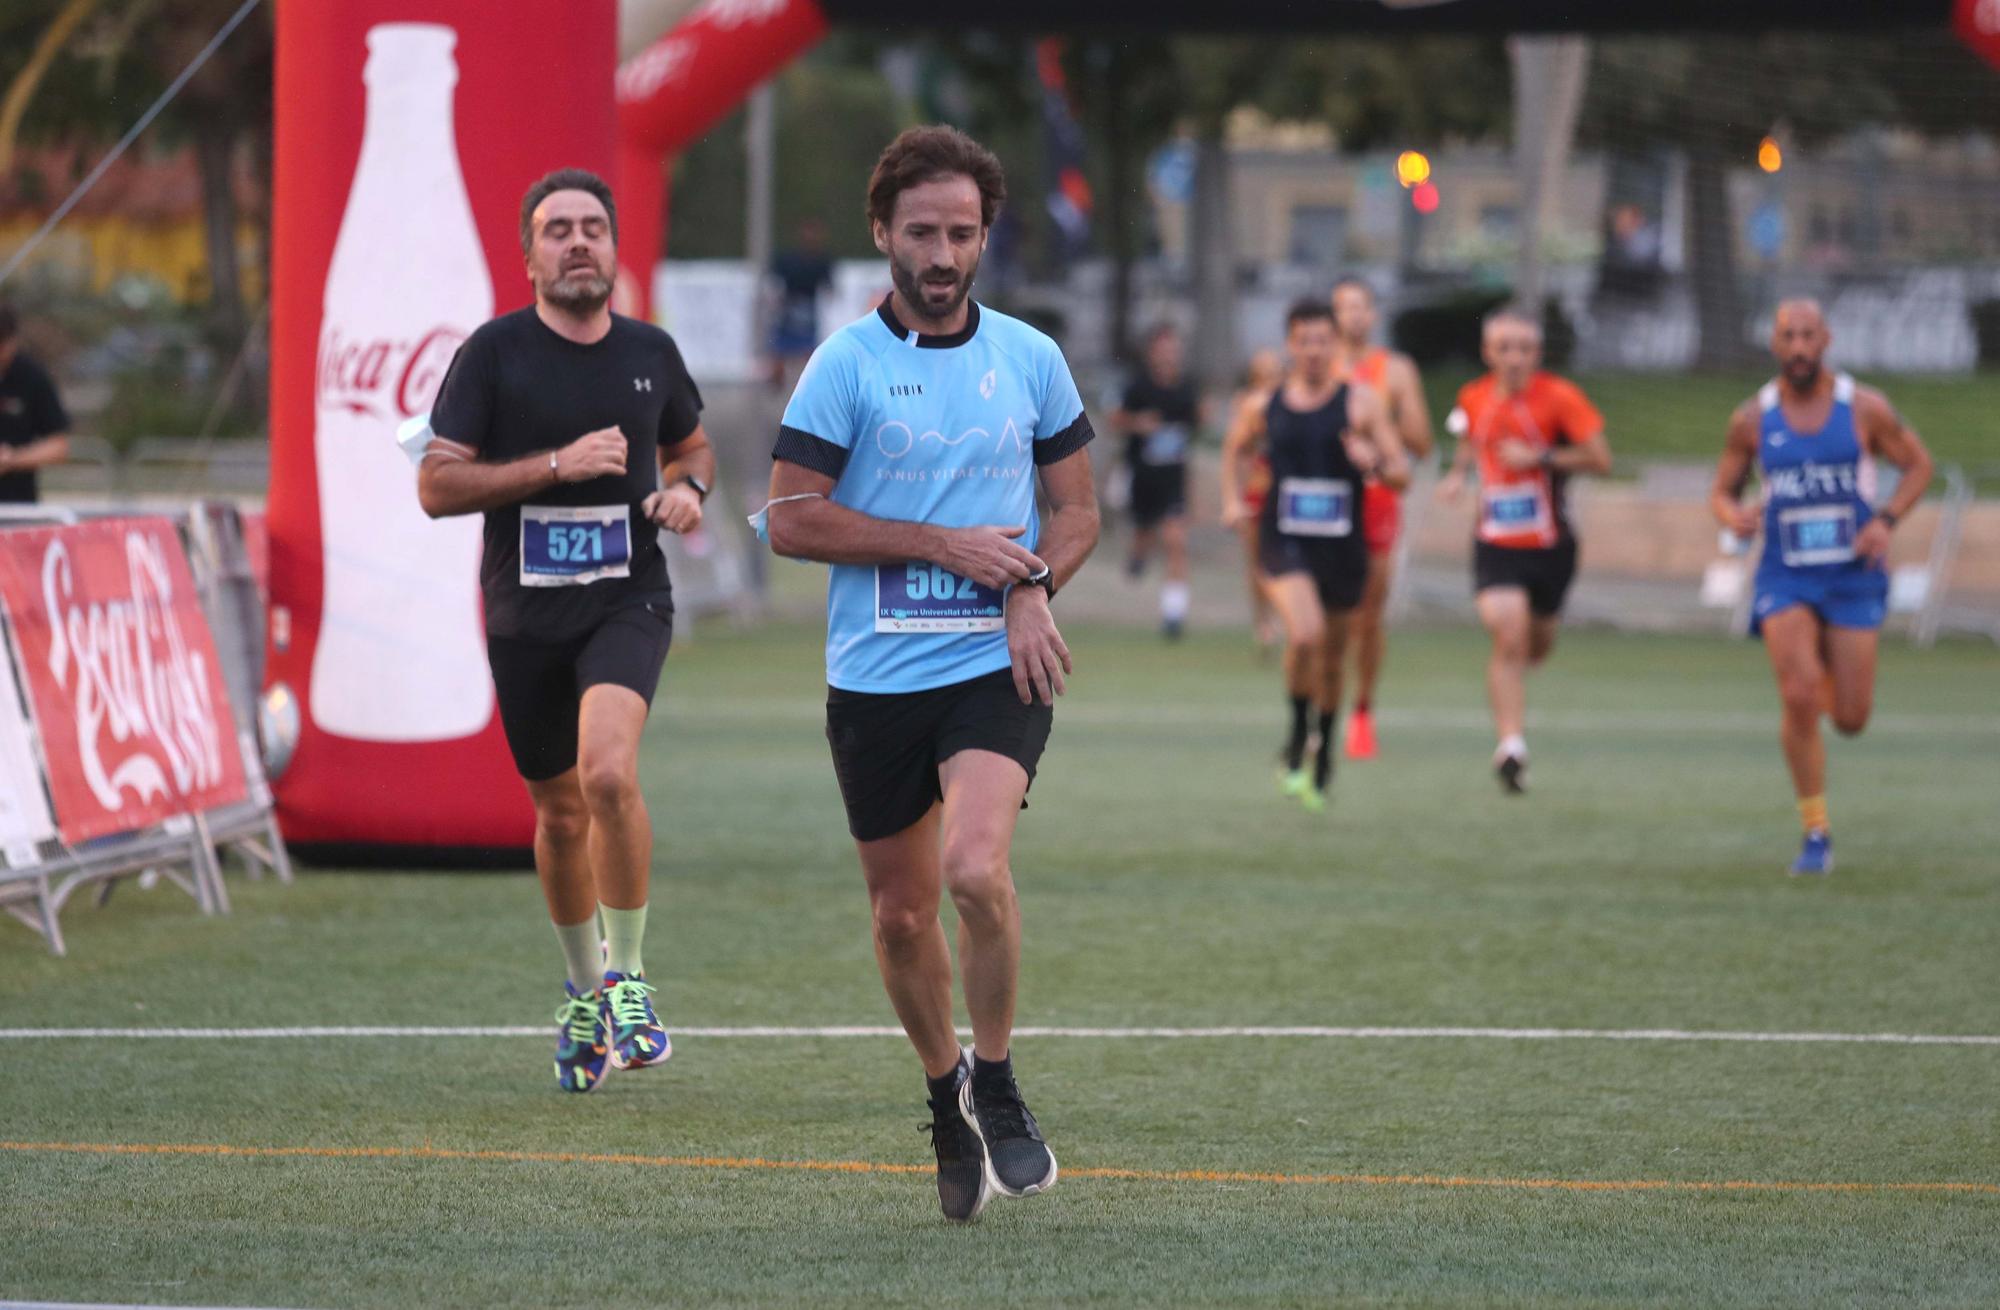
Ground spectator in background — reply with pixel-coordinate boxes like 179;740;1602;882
767;218;835;391
0;303;70;504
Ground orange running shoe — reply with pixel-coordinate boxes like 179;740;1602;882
1346;708;1378;760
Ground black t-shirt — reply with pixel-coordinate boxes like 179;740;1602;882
0;352;70;504
771;249;833;344
1120;373;1199;468
429;308;703;640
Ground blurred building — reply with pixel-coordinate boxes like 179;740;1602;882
0;144;264;303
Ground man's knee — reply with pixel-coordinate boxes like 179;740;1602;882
1778;676;1822;726
870;885;937;950
942;842;1015;927
1831;699;1872;736
533;791;590;846
1527;625;1557;665
577;752;640;816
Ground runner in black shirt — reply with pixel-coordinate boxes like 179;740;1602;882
1221;300;1407;812
0;304;72;504
1109;324;1205;637
419;168;715;1094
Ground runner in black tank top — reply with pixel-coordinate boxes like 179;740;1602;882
1258;384;1368;611
1221;300;1410;812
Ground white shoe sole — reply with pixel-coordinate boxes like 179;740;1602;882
957;1067;1059;1199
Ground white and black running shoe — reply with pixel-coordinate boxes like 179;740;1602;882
1496;753;1528;795
926;1054;992;1222
960;1059;1059;1198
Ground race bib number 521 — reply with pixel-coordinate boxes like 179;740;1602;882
875;563;1005;633
520;504;632;587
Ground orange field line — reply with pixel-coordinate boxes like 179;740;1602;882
2;1140;1994;1196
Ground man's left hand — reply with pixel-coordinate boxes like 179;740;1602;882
644;483;703;534
1855;517;1893;563
1005;585;1070;706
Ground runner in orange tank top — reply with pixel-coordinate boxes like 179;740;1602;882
1435;307;1611;794
1331;278;1434;761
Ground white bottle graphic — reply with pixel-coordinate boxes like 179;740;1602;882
311;24;493;742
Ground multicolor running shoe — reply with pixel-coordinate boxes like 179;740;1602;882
602;971;672;1070
554;981;611;1093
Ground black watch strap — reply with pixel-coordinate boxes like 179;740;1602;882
1025;564;1056;600
676;473;710;502
1877;507;1899;529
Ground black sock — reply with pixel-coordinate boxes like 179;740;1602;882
1314;711;1337;790
1285;695;1310;770
926;1060;964;1106
972;1051;1012;1090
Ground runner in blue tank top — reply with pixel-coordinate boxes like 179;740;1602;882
1710;300;1932;877
762;127;1099;1223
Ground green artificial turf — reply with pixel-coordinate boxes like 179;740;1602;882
2;624;1995;1307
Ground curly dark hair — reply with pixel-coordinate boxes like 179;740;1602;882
866;126;1006;231
519;168;618;255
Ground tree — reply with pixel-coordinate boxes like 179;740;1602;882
1578;31;1987;367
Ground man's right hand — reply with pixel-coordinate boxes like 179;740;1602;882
553;427;627;483
1435;472;1465;505
935;524;1044;590
1724;502;1760;538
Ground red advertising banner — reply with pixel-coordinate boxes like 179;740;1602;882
0;519;249;844
268;2;615;851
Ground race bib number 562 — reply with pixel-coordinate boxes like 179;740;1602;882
875;563;1005;633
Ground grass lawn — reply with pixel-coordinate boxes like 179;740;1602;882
2;624;1996;1307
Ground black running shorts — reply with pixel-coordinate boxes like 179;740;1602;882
486;600;673;781
1129;462;1188;528
1260;534;1368;613
825;668;1054;842
1473;539;1578;617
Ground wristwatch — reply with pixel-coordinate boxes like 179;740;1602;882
1877;508;1899;529
1022;563;1056;600
676;473;711;502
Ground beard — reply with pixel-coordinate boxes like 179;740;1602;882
541;261;614;313
889;250;977;325
1782;356;1821;389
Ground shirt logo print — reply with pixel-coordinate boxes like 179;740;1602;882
889;384;923;397
634;378;653;392
979;369;997;400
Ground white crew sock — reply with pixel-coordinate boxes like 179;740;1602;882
1161;581;1191;622
1496;733;1528;762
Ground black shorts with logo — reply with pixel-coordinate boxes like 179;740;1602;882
1474;539;1579;617
486;599;673;781
825;668;1054;842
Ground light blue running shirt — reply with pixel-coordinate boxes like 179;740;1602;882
774;300;1094;693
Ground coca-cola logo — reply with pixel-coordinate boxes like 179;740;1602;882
40;530;227;812
316;325;466;420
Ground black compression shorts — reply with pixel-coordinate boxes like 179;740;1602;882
824;668;1053;842
486;600;673;781
1259;534;1369;612
1473;539;1578;617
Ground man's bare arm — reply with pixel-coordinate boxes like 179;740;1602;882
764;459;1042;590
1859;389;1933;522
1709;401;1761;535
1028;444;1100;593
1387;354;1435;459
417;426;628;518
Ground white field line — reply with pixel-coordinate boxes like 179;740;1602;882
660;698;2000;736
0;1025;1994;1046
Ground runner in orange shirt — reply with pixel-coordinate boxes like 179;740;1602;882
1331;278;1434;760
1436;308;1611;793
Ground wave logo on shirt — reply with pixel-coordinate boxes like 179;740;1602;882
874;418;1031;460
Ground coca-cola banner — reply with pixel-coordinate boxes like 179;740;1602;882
270;2;615;851
0;520;249;845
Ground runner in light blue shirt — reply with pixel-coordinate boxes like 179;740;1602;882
761;125;1098;1224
